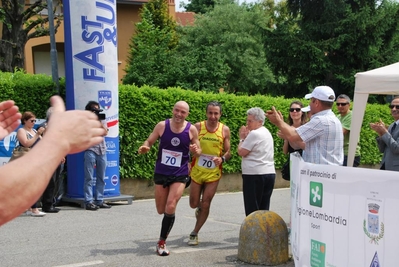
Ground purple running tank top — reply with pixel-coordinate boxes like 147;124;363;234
155;119;191;177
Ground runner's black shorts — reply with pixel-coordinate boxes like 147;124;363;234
154;173;190;188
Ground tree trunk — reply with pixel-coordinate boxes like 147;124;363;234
0;41;15;72
0;41;26;72
0;2;27;72
0;30;27;72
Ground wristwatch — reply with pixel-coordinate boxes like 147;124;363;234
221;156;226;163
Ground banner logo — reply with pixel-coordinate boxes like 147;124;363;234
363;202;384;244
98;90;112;110
310;181;323;207
111;175;118;186
310;239;326;267
171;137;180;146
369;251;380;267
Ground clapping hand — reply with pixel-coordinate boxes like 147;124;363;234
239;125;249;140
0;100;21;140
370;119;388;136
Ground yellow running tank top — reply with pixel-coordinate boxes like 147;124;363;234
190;121;224;183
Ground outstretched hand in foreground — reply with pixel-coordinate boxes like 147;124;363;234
45;95;107;154
0;100;21;140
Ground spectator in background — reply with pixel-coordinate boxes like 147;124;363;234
0;96;107;226
238;107;275;216
336;94;361;167
40;107;65;213
83;101;111;211
266;86;343;166
282;101;307;156
370;96;399;171
17;111;46;217
301;105;312;121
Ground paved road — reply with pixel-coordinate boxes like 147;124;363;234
0;189;294;267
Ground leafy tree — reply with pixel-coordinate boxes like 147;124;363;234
183;0;236;14
183;0;216;13
122;0;178;86
265;0;399;98
0;0;62;72
173;37;231;92
177;2;274;94
144;0;178;46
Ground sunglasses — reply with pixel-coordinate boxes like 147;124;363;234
289;108;301;112
30;119;37;123
389;105;399;109
336;103;349;106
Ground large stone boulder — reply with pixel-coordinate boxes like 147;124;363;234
238;210;289;265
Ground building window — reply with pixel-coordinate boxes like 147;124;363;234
29;0;63;16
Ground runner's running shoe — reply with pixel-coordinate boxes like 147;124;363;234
188;235;199;246
156;240;169;256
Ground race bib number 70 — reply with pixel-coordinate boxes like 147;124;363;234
161;149;182;167
197;154;216;169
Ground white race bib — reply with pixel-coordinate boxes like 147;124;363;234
161;149;182;167
197;154;216;169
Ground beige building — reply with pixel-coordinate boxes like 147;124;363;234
24;0;176;83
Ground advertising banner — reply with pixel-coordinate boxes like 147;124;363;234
290;153;399;267
63;0;120;198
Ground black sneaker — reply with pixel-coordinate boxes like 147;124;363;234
86;203;99;211
97;203;112;209
42;207;60;213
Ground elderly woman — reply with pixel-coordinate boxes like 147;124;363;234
238;107;275;216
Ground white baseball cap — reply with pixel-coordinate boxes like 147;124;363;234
304;86;335;102
301;105;310;112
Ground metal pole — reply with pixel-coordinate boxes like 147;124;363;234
46;0;60;94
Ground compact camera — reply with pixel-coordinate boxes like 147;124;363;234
91;108;106;120
35;122;47;133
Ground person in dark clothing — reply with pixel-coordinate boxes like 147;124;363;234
40;107;65;213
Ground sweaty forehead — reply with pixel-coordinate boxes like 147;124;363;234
392;99;399;105
207;106;221;112
174;104;189;112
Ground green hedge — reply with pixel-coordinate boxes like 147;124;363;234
0;71;66;118
119;85;390;179
0;72;391;180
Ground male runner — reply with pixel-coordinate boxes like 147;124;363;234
138;101;201;256
188;101;231;246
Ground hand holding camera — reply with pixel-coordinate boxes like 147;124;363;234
91;108;106;121
85;101;106;121
36;122;47;135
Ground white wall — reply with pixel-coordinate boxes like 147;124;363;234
33;51;65;77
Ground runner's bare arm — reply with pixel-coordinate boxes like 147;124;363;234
189;125;201;157
138;121;165;154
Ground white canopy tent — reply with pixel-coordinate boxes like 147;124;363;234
347;62;399;166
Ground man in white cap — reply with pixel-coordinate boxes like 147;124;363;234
266;86;343;165
301;105;312;121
